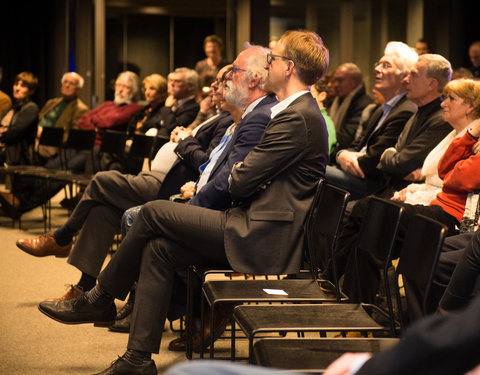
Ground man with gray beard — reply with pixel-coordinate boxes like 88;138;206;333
77;71;142;148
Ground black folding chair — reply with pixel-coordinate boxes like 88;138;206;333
250;215;447;371
197;180;350;359
232;197;404;362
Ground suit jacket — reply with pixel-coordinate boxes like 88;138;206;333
346;94;417;190
225;92;329;275
156;111;233;199
159;97;200;137
377;97;451;192
38;96;89;158
189;94;278;211
335;85;373;150
357;292;480;375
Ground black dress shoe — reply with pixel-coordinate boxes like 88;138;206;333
109;292;134;333
38;294;116;326
93;357;156;375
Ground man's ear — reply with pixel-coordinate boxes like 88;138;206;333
248;77;261;89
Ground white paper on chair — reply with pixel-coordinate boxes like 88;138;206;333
263;288;288;295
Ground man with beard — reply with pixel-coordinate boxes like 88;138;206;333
77;71;142;150
34;30;328;375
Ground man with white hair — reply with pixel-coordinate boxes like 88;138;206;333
37;72;89;160
77;71;141;148
326;42;418;200
329;62;373;150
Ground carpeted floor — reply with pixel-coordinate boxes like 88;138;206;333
0;190;216;374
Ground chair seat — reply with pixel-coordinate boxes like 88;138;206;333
234;304;387;334
253;338;399;371
203;279;335;306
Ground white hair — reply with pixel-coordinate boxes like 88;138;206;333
62;72;84;89
384;41;418;75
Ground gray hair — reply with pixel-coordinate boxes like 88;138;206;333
174;67;199;95
384;41;418;75
419;54;452;93
62;72;84;89
243;43;269;89
338;62;363;83
116;71;141;101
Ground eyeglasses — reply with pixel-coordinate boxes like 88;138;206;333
231;66;247;75
266;52;292;65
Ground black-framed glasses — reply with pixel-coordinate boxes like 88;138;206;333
266;52;292;64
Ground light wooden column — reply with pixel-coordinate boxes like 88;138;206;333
94;0;106;106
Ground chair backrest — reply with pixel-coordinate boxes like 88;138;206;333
38;127;65;147
352;197;404;332
61;129;96;171
129;133;156;159
306;182;350;295
63;129;96;151
99;130;128;155
395;214;447;326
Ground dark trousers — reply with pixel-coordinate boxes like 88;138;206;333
439;231;480;310
65;170;165;277
97;200;230;353
334;196;459;304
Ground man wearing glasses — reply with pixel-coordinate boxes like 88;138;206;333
326;41;418;200
35;31;329;375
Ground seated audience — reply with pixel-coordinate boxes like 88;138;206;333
326;42;418;200
0;72;89;216
375;53;452;196
328;63;373;151
328;86;480;305
0;71;39;167
15;63;237;299
310;79;337;157
31;30;329;375
195;34;229;90
452;67;474;80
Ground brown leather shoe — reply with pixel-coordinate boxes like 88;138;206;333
0;191;20;208
46;285;84;302
16;232;72;257
168;302;236;353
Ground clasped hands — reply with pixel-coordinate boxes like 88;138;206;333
170;127;193;143
337;150;365;179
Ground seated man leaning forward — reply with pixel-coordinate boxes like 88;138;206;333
35;30;330;375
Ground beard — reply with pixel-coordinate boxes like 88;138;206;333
114;92;132;105
225;78;249;109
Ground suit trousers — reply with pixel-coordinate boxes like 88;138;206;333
439;231;480;310
66;170;165;277
97;200;230;353
336;196;459;304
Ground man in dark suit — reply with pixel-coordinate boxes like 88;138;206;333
328;63;373;151
36;31;329;375
326;41;418;200
157;67;200;137
15;65;234;300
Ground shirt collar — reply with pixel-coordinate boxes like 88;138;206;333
382;92;406;113
243;95;267;119
270;90;309;119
